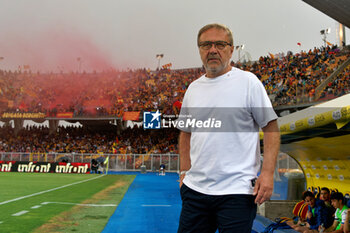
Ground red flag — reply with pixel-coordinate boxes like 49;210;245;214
173;101;182;109
297;42;301;46
19;102;28;110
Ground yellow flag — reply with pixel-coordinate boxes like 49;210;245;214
104;156;109;165
326;41;333;46
104;156;109;174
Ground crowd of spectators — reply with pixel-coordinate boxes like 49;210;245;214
1;46;349;117
319;66;350;100
0;68;201;117
0;45;349;154
234;46;349;106
0;125;178;154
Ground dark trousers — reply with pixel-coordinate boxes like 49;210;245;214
178;184;257;233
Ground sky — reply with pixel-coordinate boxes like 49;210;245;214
0;0;349;72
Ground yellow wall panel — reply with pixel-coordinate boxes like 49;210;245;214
298;159;350;194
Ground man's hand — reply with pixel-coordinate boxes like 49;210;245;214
179;173;185;188
179;131;191;188
253;172;274;204
255;120;280;205
307;210;312;219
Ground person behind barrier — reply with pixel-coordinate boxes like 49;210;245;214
320;188;331;203
325;192;348;233
344;208;349;233
302;191;333;233
345;198;350;233
91;159;99;174
320;187;336;220
98;162;104;174
159;163;166;176
321;188;335;211
294;191;332;233
177;23;280;233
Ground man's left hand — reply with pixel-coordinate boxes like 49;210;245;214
253;172;273;204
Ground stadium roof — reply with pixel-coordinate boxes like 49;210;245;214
279;93;350;125
277;93;350;146
302;0;350;28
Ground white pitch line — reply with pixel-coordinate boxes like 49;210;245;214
41;202;117;207
0;175;105;206
31;205;41;209
12;210;29;216
141;205;171;207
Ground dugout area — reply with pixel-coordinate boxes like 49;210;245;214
276;93;350;194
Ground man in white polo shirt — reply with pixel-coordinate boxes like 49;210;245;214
177;23;280;233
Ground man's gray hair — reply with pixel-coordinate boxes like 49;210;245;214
197;23;234;46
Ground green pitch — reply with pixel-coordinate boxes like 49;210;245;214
0;172;135;233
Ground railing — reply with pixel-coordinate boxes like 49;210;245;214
315;57;350;100
0;152;180;172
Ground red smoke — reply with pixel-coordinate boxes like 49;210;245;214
0;26;113;72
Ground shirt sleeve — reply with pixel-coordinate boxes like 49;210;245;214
341;209;347;224
335;209;340;221
248;73;278;128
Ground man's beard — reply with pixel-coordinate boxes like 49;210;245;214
204;62;226;76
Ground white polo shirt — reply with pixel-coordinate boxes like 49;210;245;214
178;67;277;195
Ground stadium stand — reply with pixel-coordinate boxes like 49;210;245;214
1;46;348;158
0;46;348;117
0;125;178;154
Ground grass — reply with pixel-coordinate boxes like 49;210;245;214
0;172;135;233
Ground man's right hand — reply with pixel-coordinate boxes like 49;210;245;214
179;131;191;188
